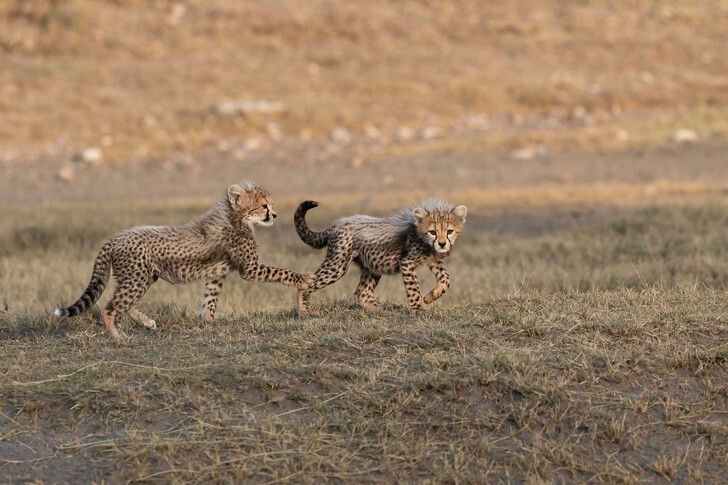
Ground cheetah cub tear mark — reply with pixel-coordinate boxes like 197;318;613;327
54;181;315;339
294;199;466;315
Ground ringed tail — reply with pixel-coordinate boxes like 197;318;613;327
294;201;328;249
54;243;112;318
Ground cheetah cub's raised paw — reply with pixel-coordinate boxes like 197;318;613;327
295;273;317;291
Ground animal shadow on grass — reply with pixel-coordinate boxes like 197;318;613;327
0;311;76;341
0;308;156;341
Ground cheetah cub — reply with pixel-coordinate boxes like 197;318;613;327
294;199;467;315
55;182;315;339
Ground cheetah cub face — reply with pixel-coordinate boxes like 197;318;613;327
227;183;278;226
413;205;467;255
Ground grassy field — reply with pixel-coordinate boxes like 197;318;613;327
1;197;727;482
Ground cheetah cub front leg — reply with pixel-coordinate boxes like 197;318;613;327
423;260;451;305
400;259;425;314
128;307;158;331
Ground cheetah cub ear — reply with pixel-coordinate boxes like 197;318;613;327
452;205;467;222
227;184;250;209
413;207;429;224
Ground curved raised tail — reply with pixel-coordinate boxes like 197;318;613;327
294;201;328;249
54;243;112;318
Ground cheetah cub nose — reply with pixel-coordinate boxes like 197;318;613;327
438;242;447;248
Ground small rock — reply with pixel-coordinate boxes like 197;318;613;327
330;128;352;144
643;185;658;196
587;83;602;94
266;122;282;140
511;145;547;161
421;126;442;140
639;71;655;83
351;157;363;169
511;148;535;160
80;147;103;165
57;165;74;182
166;3;186;25
212;99;285;116
383;174;395;185
100;135;114;147
243;137;263;151
571;105;589;121
672;129;697;143
396;126;414;142
462;114;490;130
364;125;380;139
324;143;341;155
615;129;629;141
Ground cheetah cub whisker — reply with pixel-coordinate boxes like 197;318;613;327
294;199;466;315
54;181;315;339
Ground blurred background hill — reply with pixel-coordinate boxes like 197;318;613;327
1;0;726;185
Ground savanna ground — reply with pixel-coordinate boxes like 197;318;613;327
2;1;728;483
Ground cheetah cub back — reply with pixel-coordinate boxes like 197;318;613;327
294;199;467;314
55;181;315;339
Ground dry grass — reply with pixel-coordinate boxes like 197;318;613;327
1;292;726;482
3;1;727;481
1;0;727;161
4;194;728;315
1;197;727;482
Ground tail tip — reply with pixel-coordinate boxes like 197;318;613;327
300;200;320;211
54;308;67;317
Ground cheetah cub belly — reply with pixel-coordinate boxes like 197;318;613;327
294;199;467;315
54;182;315;339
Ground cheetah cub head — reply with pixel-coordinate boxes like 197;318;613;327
413;204;467;255
227;181;278;226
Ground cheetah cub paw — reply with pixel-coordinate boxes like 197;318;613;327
295;273;317;291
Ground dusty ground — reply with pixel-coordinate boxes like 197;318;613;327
3;134;728;207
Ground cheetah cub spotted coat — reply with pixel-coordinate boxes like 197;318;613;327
294;199;467;314
55;182;315;339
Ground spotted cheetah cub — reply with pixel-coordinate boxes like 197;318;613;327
294;199;467;315
55;182;315;339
